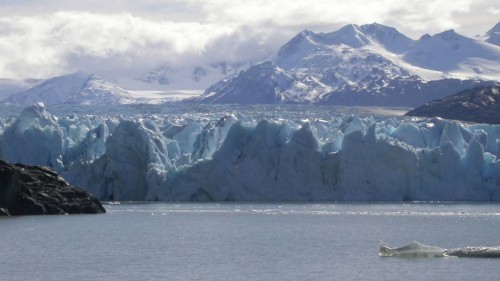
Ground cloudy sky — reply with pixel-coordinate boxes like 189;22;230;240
0;0;498;80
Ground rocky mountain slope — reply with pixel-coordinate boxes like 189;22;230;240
406;85;500;124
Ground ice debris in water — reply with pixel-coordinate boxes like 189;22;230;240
0;103;500;201
379;241;445;257
380;241;500;258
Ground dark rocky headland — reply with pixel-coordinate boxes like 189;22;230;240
406;85;500;124
0;159;105;216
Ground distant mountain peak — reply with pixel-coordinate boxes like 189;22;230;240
338;23;360;32
196;61;294;104
435;29;461;41
358;22;413;52
419;34;431;40
484;21;500;46
306;24;370;49
486;21;500;35
1;71;135;106
299;29;314;36
66;70;87;76
360;22;397;32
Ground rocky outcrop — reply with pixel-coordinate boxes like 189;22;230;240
0;159;105;216
406;85;500;124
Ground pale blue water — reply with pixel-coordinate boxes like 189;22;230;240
1;203;500;281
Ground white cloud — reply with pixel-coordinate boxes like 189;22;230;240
0;0;497;79
0;12;256;79
488;7;500;15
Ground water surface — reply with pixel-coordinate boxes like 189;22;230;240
1;203;499;280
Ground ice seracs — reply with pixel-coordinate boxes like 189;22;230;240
1;104;499;202
65;119;173;201
0;102;65;169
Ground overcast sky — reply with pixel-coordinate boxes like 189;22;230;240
0;0;498;80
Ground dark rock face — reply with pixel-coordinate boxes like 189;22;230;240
0;159;105;215
406;85;500;124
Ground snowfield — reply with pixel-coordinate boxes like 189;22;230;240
1;103;499;201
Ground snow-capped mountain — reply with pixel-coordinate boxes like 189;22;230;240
2;71;136;106
196;22;500;106
477;21;500;46
198;62;295;104
405;29;500;78
134;61;253;90
486;22;500;46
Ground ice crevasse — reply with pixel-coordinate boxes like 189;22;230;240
1;102;499;201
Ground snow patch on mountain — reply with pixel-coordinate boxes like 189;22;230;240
404;29;500;78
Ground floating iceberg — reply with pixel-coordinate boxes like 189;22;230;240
0;103;499;201
379;241;446;258
380;241;500;258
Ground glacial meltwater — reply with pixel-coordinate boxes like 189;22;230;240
1;203;500;281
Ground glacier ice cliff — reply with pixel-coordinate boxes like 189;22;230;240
1;103;499;201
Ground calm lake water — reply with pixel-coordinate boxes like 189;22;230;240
1;203;500;281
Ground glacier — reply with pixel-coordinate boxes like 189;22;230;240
1;103;499;201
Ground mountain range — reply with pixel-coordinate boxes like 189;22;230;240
2;22;499;107
195;22;500;106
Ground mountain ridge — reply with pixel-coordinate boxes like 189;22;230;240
405;85;500;124
485;21;500;46
195;22;500;106
2;71;136;106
